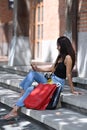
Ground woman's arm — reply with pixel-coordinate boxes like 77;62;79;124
65;55;82;94
65;55;74;93
31;63;55;72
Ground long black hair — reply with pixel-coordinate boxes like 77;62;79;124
55;36;75;69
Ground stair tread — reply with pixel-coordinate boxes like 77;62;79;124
62;85;87;109
0;71;87;111
0;86;87;130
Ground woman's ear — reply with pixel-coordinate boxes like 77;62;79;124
57;45;60;51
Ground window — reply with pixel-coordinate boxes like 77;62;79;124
8;0;14;9
30;0;43;59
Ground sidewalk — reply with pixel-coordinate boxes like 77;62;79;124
0;85;87;130
0;66;87;130
0;56;8;66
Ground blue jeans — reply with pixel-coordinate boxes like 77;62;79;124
16;70;65;107
16;70;47;106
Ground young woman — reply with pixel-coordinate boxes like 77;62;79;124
2;36;82;120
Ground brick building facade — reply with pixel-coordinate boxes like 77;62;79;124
0;0;13;56
0;0;87;77
77;0;87;77
29;0;66;61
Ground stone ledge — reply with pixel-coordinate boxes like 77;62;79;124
21;107;87;130
0;86;87;130
72;77;87;90
73;77;87;84
0;79;87;115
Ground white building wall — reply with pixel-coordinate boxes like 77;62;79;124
42;40;58;63
8;36;31;66
77;32;87;78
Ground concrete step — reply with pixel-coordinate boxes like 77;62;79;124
0;70;38;91
0;56;8;66
0;65;30;76
0;65;87;89
73;77;87;90
0;86;87;130
0;69;87;115
0;64;51;76
0;66;87;129
62;85;87;115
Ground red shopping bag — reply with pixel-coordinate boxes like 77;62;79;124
24;83;57;110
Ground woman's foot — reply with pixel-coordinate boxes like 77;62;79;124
19;89;24;97
1;112;18;120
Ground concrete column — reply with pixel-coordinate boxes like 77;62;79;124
8;0;31;66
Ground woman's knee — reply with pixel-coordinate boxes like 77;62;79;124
27;70;35;79
26;86;34;93
28;70;35;77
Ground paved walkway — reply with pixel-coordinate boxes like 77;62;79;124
0;66;87;130
0;85;87;130
0;103;54;130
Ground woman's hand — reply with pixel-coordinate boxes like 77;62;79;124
31;64;38;71
71;90;83;95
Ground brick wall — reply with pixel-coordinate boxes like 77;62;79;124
0;0;13;23
78;0;87;32
17;0;29;36
44;0;66;40
0;0;13;56
77;0;87;78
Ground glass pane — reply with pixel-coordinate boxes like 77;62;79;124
38;0;40;3
33;26;35;40
42;6;44;21
41;24;43;39
37;42;40;57
38;7;40;22
38;25;40;39
37;0;43;4
34;8;36;23
32;0;36;5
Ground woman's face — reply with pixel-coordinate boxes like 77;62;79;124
57;44;61;51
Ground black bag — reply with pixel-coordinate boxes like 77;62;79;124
44;73;52;80
46;85;62;110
